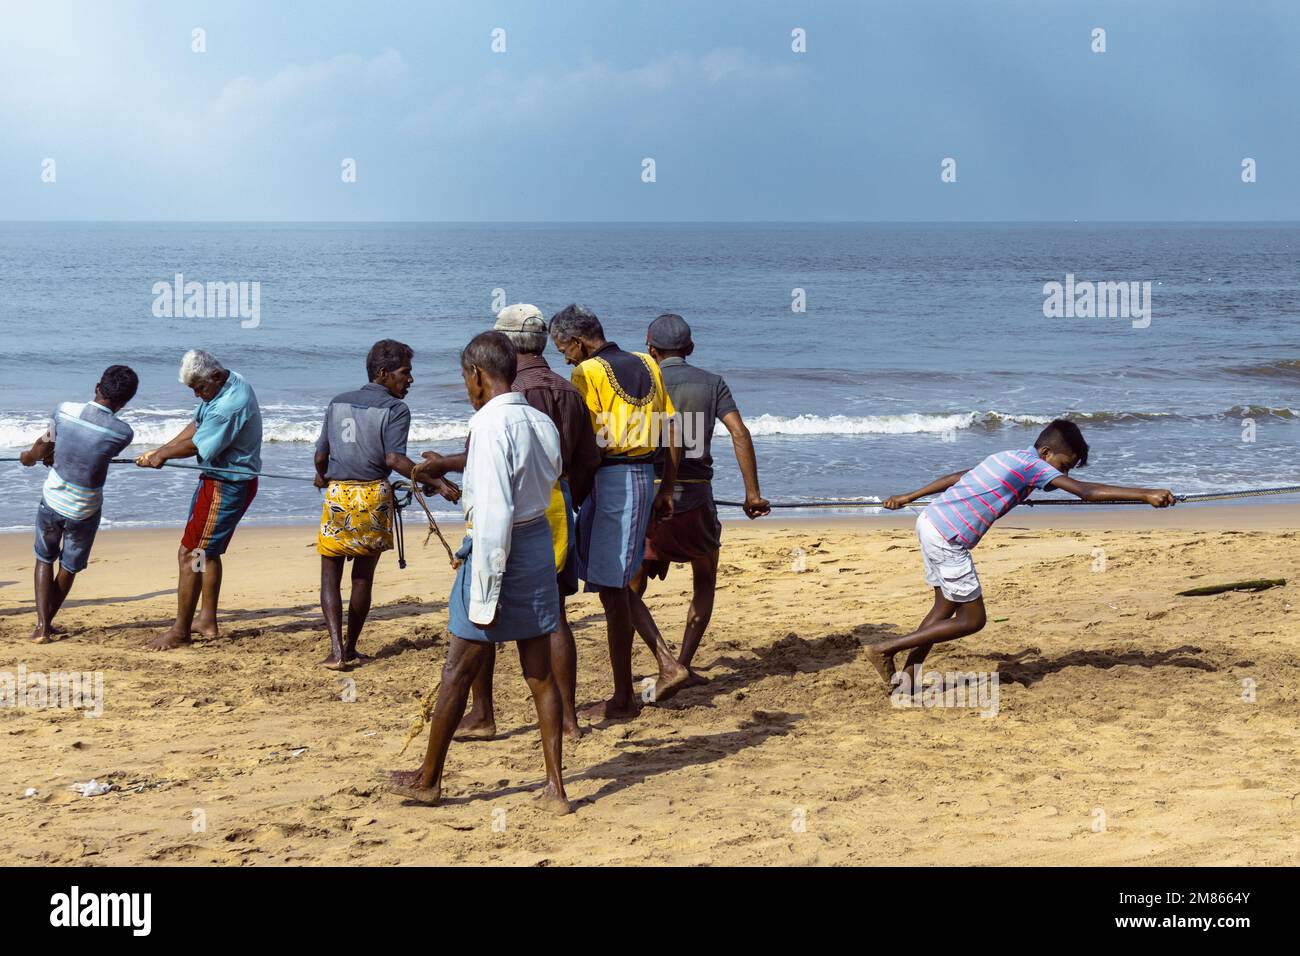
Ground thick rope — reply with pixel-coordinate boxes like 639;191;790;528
716;484;1300;509
4;455;1295;508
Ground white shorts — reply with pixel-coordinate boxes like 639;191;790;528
916;512;982;603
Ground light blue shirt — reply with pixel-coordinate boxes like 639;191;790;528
193;371;263;480
924;447;1062;548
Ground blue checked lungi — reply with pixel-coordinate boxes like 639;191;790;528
448;515;560;643
577;459;655;590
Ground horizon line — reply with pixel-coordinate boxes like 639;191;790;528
4;218;1300;226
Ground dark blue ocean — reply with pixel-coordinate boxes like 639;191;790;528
2;222;1298;530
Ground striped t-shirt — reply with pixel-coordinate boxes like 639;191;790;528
922;447;1063;549
42;401;135;520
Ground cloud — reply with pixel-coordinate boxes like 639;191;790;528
206;49;408;132
408;47;805;136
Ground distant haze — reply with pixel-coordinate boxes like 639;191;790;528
1;0;1297;221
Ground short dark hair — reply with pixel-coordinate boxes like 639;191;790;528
460;331;517;385
1035;418;1089;467
99;365;139;405
366;339;413;381
549;304;604;344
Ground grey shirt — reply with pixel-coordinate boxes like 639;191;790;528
654;357;739;511
42;401;135;520
315;383;411;482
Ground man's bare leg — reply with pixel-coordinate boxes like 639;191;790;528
580;586;643;720
32;560;75;643
866;592;986;687
627;585;690;703
320;555;349;669
343;553;380;664
551;604;582;739
388;636;488;804
516;633;571;814
678;549;720;672
149;545;203;650
193;553;223;638
456;644;497;739
894;589;955;695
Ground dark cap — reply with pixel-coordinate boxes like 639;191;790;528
647;313;692;351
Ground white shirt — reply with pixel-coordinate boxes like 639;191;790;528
462;392;562;624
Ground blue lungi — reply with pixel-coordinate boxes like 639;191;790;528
449;515;560;643
577;460;655;590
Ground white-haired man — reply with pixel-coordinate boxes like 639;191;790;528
137;349;263;650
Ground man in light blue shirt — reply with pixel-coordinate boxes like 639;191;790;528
137;349;263;651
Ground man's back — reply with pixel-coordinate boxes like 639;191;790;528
572;342;673;458
656;357;737;485
465;393;562;525
317;382;410;481
44;401;134;519
513;353;599;504
194;370;263;477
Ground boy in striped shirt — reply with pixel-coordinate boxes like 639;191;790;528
873;419;1174;689
19;365;138;643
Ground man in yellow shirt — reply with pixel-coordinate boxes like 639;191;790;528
549;304;691;719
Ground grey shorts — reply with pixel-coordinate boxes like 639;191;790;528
916;512;982;603
34;499;102;574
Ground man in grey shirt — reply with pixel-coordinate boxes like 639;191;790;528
633;314;770;675
20;365;138;643
313;339;458;669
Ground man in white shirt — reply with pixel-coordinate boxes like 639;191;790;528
390;332;571;815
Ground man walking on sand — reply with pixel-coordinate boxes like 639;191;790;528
389;332;571;814
548;304;690;720
631;313;770;679
137;349;262;650
444;304;600;741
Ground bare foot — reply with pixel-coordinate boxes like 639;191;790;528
562;720;586;742
147;628;192;651
320;654;351;672
534;783;572;816
864;646;897;687
579;697;642;722
387;769;441;805
195;616;219;640
343;650;373;668
31;625;54;644
649;661;692;703
454;715;496;741
48;623;65;636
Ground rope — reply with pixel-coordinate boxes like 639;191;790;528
715;484;1300;510
106;458;317;482
6;455;1295;509
394;474;458;567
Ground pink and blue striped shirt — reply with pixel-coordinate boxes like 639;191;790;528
923;447;1063;549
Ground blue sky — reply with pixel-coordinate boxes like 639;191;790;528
1;0;1297;221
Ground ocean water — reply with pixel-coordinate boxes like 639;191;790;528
1;222;1298;531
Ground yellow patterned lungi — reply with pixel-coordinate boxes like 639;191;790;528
317;479;395;557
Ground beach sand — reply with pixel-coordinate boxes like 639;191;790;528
1;504;1297;866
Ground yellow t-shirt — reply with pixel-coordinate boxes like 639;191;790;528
571;346;675;458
